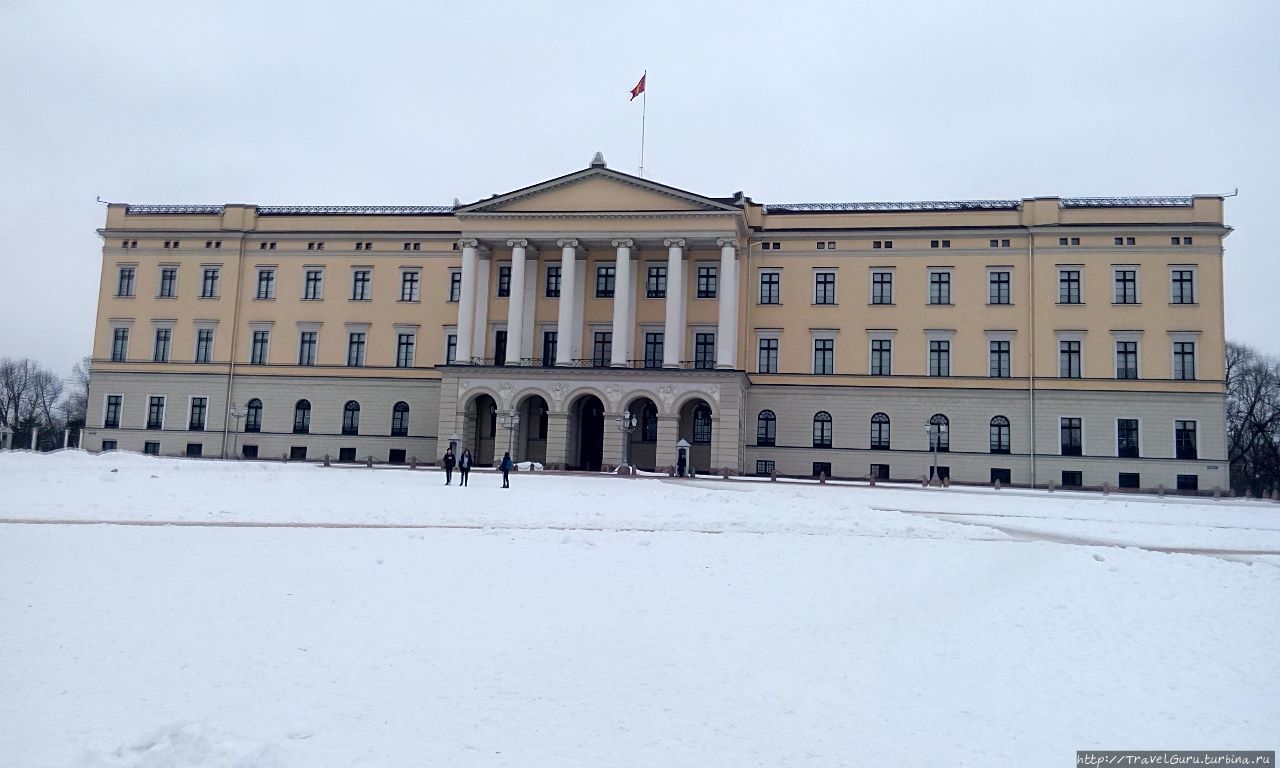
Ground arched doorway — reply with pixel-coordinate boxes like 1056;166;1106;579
625;397;659;471
678;398;713;474
469;393;497;466
569;394;605;471
516;394;549;465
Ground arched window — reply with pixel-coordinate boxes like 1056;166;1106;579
692;404;712;443
641;404;658;443
391;401;410;437
342;400;361;436
870;412;890;450
757;410;777;446
292;399;311;434
813;411;833;448
245;398;262;433
990;415;1010;454
928;413;949;452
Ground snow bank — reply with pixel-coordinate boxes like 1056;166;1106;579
78;722;284;768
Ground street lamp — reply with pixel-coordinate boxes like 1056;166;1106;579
229;405;245;459
615;409;639;469
496;409;521;461
924;423;939;484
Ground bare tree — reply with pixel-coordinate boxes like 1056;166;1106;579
0;357;37;431
1226;341;1280;495
58;356;90;428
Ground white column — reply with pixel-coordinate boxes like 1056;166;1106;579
662;238;686;367
505;239;531;365
555;239;578;366
610;239;634;367
456;240;478;364
716;238;739;369
471;253;491;360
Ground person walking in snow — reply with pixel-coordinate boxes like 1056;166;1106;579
442;447;456;485
499;451;513;489
459;448;473;487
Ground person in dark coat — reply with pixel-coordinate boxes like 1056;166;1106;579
459;448;473;487
499;451;513;488
442;447;456;485
676;450;687;478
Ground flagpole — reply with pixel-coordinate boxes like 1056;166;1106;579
639;70;647;178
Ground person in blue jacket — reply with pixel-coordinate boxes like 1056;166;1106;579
499;451;513;489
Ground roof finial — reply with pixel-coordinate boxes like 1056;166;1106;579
591;151;607;168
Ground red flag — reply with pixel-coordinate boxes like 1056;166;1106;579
629;73;646;101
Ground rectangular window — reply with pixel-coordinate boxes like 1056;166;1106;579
102;440;118;451
347;332;366;367
990;419;1010;454
493;330;507;366
147;396;165;430
541;330;556;366
298;331;317;366
144;441;160;455
1176;474;1199;491
1173;341;1196;380
194;323;212;360
989;239;1011;248
545;265;561;298
104;395;122;428
592;331;612;367
812;462;833;478
304;269;323;300
497;265;511;298
1061;470;1083;487
814;271;836;304
184;443;202;458
930;239;951;249
1118;472;1140;489
351;270;371;300
756;460;775;476
645;332;665;369
988;271;1010;305
759;271;780;304
929;272;951;305
1116;341;1138;379
697;265;717;299
447;333;458;365
1060;417;1083;456
695;332;716;369
152;328;171;363
596;265;616;298
1175;420;1197;460
250;330;270;365
647;265;667;298
871;339;891;376
1171;269;1195;304
241;445;257;458
872;464;891;480
400;271;420;301
991;468;1011;484
201;268;219;298
929;340;950;376
871;272;893;304
1117;418;1139;458
289;446;307;460
396;333;415;368
1058;269;1081;304
1114;269;1137;304
189;397;207;431
116;266;135;297
257;269;275;299
1059;340;1082;378
111;328;129;362
989;340;1011;378
159;267;177;298
449;271;462;302
339;447;356;461
813;338;834;375
758;337;778;373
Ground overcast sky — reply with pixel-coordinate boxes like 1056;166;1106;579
2;0;1277;377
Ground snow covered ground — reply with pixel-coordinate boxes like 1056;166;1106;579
1;451;1277;767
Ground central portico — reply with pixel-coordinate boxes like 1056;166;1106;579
436;153;748;471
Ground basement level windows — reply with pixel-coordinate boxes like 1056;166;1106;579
872;240;893;249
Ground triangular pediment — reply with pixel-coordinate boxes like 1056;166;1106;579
457;166;740;215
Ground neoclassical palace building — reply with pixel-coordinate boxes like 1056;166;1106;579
85;153;1230;488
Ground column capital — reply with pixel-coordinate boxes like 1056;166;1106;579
716;238;739;251
556;238;579;249
458;238;480;250
611;239;634;249
663;238;686;248
506;239;529;249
